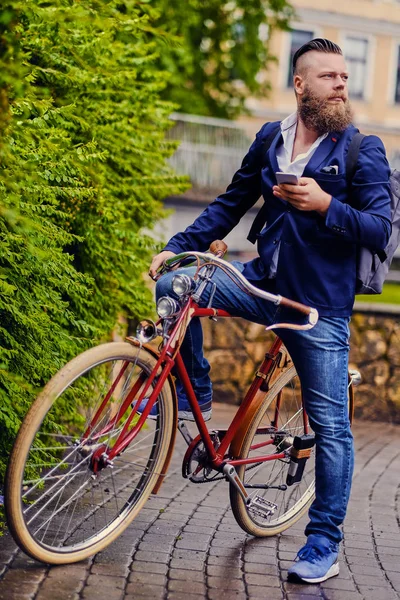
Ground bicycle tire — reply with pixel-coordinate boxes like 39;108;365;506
230;365;354;537
5;342;175;564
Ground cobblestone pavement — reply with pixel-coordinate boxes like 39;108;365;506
0;404;399;600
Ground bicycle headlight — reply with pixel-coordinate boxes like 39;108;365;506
136;319;157;343
156;296;179;318
171;274;195;297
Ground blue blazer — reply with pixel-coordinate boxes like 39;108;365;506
164;121;391;316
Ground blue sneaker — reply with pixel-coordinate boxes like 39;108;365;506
135;397;212;422
287;534;339;584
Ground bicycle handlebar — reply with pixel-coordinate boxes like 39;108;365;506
161;249;319;331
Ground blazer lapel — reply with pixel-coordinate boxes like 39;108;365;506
266;130;283;176
303;131;342;176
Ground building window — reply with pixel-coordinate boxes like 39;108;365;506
344;36;369;100
286;29;314;88
395;45;400;104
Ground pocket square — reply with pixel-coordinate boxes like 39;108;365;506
321;165;339;175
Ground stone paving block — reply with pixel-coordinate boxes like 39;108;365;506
168;578;206;595
148;524;182;535
169;568;204;582
344;539;374;550
208;589;247;600
90;562;129;577
322;591;362;600
246;584;283;599
381;561;400;573
321;577;357;591
175;534;210;552
357;585;398;600
86;574;125;588
125;583;164;598
133;550;170;563
130;561;168;575
207;554;241;567
47;565;88;580
206;564;242;578
351;573;389;587
172;548;206;561
81;586;124;600
244;562;278;576
138;540;174;553
208;576;245;590
129;571;166;586
284;582;323;595
183;525;216;535
245;573;281;587
347;564;383;576
169;558;204;571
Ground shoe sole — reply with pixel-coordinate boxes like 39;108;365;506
144;410;212;422
288;562;339;584
177;409;212;422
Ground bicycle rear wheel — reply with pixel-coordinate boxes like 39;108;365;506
5;342;175;564
230;365;354;537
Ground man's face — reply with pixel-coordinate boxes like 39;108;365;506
294;51;353;134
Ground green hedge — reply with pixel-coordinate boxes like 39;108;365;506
0;0;189;481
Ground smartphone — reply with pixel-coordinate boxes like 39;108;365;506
275;172;299;186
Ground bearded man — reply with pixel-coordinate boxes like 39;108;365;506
148;39;391;583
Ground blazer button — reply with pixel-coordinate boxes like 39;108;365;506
273;239;278;244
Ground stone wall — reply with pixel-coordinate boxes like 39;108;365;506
201;305;400;423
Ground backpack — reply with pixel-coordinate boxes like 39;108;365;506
247;126;400;295
346;132;400;294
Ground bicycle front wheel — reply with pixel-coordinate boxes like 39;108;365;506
5;342;175;564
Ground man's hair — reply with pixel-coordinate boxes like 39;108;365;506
292;38;343;75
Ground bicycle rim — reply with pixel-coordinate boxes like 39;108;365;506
5;342;174;563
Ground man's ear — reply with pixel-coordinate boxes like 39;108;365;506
294;74;304;96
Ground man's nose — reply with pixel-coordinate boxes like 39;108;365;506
333;77;345;89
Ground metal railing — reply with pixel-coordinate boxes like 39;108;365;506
167;113;252;191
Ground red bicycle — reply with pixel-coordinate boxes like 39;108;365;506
5;241;357;564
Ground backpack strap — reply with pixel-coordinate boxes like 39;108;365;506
247;125;281;244
345;132;387;263
345;131;365;183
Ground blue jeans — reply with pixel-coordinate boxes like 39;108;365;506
156;262;354;544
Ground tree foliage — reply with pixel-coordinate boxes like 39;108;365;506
0;0;188;480
149;0;295;118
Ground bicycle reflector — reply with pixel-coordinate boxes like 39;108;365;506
171;274;195;296
156;296;179;318
136;319;157;343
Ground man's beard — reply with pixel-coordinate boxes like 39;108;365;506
298;85;354;134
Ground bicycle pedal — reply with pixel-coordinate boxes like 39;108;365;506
248;496;277;518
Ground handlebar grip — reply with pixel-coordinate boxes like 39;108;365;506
279;296;314;316
209;240;228;258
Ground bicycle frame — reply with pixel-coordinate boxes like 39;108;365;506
84;295;308;474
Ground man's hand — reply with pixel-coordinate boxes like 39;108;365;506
149;250;176;279
273;177;332;216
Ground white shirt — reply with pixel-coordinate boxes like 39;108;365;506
268;112;328;278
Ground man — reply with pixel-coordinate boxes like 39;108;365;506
148;39;391;583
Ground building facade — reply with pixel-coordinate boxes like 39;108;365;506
243;0;400;166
